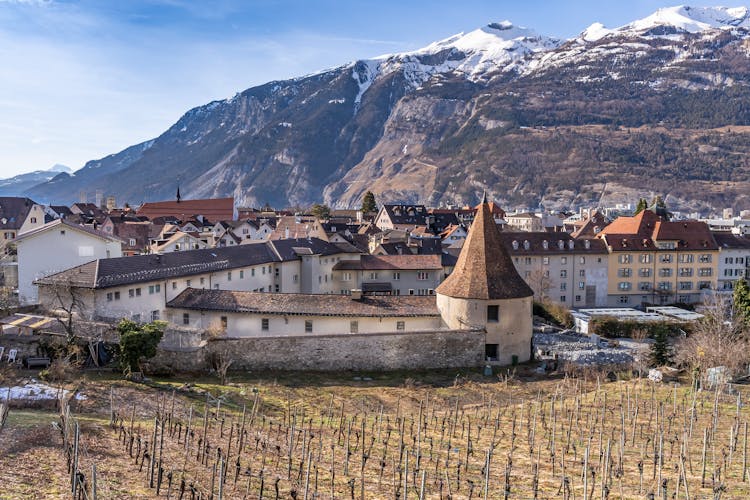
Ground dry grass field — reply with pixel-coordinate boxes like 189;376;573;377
2;367;750;499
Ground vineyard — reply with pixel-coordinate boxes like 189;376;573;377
3;369;750;499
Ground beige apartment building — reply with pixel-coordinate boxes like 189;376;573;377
598;210;719;306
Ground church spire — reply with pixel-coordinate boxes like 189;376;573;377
176;186;181;203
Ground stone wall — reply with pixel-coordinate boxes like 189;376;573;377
147;329;485;373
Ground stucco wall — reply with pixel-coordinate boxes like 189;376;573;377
436;294;532;365
148;328;485;372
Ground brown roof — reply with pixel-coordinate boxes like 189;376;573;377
598;210;718;251
167;288;439;317
136;197;234;221
333;254;443;271
498;232;608;255
436;202;533;300
16;218;123;244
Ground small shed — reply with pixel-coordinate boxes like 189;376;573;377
0;313;64;336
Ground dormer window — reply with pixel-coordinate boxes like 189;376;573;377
584;240;590;249
568;240;574;250
542;240;548;250
558;240;565;250
523;240;530;250
512;240;519;250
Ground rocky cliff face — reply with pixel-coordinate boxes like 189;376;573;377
24;7;750;212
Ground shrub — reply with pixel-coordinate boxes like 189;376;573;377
118;319;166;374
533;301;574;328
590;317;684;339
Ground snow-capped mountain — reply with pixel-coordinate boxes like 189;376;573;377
24;6;750;212
0;164;71;197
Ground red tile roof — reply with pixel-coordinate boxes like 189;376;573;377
598;210;718;251
136;197;234;221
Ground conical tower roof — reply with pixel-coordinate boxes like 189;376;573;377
436;201;533;300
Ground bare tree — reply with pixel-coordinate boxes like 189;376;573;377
674;294;750;384
528;269;551;301
42;279;88;342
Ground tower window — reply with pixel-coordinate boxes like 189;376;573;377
487;305;499;323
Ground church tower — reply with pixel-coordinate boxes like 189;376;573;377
436;195;534;364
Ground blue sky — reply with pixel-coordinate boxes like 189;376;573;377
0;1;740;177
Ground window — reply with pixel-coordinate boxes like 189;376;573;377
660;254;673;263
578;281;585;289
350;321;358;333
560;270;568;278
659;268;672;277
30;217;37;223
525;257;532;265
657;242;676;250
186;279;191;287
418;272;429;281
199;278;204;286
485;344;498;361
679;268;693;277
240;270;244;279
220;316;228;329
699;268;712;277
579;257;585;264
639;282;652;291
618;268;632;278
293;274;299;283
151;310;160;321
575;295;582;302
275;284;279;292
679;254;694;263
409;289;414;295
618;295;629;304
726;257;734;264
148;285;155;294
182;313;190;325
579;270;585;277
561;257;567;265
172;282;177;290
639;268;652;278
262;267;266;275
396;321;405;331
369;272;379;280
214;284;219;290
560;283;567;291
639;254;652;264
136;288;141;297
542;257;549;265
658;281;671;290
305;320;313;333
487;305;499;323
392;272;400;280
114;291;120;300
679;281;693;290
251;268;255;277
560;296;566;303
699;254;712;263
698;281;711;290
106;292;113;301
618;254;632;264
275;268;279;277
227;272;232;281
129;289;135;298
617;282;631;291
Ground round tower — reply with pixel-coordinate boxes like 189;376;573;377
436;195;534;364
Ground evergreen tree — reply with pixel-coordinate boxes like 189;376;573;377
650;323;673;367
634;198;648;214
310;203;331;220
733;278;750;324
118;319;166;374
361;191;377;214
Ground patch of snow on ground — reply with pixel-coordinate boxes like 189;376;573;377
0;382;86;401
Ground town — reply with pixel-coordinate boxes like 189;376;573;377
0;191;747;367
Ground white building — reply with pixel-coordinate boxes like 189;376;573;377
36;238;361;323
713;233;750;291
15;219;123;305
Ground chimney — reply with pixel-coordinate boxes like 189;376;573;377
285;227;290;239
350;289;363;301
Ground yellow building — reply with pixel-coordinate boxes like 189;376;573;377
598;209;719;306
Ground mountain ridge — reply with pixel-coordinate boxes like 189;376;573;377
20;5;750;212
